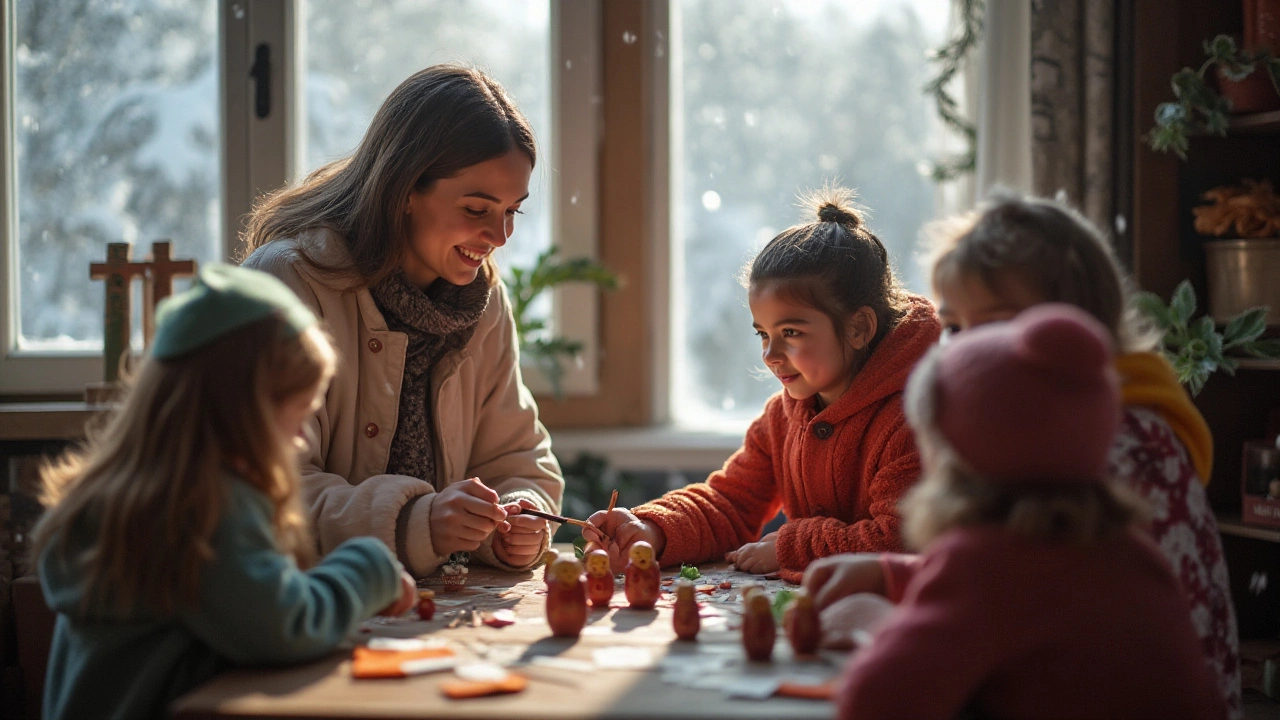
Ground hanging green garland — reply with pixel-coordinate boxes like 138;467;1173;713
925;0;984;182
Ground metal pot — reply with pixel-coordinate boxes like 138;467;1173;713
1204;239;1280;325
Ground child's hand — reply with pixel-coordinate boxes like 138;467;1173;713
583;508;665;574
802;553;888;610
377;570;418;617
817;593;895;649
725;532;779;574
429;478;508;557
493;498;549;568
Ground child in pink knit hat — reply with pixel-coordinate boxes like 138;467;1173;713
826;304;1225;720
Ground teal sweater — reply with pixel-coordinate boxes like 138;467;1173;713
39;475;402;720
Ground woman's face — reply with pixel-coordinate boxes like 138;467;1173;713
402;148;533;288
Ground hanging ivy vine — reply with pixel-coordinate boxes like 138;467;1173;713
924;0;985;182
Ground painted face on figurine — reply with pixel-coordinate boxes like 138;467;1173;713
585;549;611;577
628;541;655;571
550;557;585;584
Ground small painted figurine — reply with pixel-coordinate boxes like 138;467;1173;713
624;541;661;610
416;590;436;621
741;586;776;662
541;548;561;583
784;588;820;656
672;579;701;641
584;549;615;609
545;556;589;638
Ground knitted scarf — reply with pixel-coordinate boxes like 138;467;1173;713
370;271;490;483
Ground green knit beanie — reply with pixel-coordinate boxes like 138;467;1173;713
151;264;317;360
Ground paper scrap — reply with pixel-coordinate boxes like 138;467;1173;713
592;646;655;670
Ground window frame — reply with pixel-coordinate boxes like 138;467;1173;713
0;0;605;398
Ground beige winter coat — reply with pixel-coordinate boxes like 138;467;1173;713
243;229;563;577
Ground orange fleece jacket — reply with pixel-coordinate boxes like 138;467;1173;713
635;294;942;583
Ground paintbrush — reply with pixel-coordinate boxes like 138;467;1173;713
513;506;591;528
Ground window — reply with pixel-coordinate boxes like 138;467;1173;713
0;0;599;395
667;0;951;428
1;0;222;393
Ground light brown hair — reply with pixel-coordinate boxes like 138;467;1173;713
240;64;536;288
30;318;336;616
742;186;908;371
900;344;1145;549
927;193;1157;353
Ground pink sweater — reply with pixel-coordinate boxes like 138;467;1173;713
840;527;1226;720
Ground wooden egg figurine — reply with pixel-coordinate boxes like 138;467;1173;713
623;541;661;610
416;590;436;621
545;556;588;638
672;579;701;641
541;548;561;583
584;549;615;609
741;586;776;662
784;588;820;656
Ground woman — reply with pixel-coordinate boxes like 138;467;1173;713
241;64;563;577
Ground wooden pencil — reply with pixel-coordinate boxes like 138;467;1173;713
515;506;590;528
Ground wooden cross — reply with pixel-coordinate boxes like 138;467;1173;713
142;240;197;346
89;243;150;384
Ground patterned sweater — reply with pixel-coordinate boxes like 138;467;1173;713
1113;351;1241;719
634;294;941;583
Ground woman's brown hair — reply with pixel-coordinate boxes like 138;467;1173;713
30;318;336;616
240;64;536;288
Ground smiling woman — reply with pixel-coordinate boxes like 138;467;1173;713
238;65;564;580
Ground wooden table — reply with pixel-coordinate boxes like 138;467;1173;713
171;552;842;720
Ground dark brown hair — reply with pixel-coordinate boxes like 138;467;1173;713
743;186;907;366
241;64;536;287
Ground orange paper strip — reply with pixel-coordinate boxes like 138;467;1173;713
352;646;455;679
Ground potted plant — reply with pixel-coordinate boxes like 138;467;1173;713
503;246;618;398
1147;35;1280;158
1133;279;1280;396
1190;180;1280;326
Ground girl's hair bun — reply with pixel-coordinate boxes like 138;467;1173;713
802;184;864;229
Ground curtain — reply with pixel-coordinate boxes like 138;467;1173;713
975;0;1034;200
1030;0;1117;237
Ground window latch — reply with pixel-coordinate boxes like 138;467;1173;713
249;43;271;119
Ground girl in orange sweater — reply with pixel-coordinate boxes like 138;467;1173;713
583;188;941;582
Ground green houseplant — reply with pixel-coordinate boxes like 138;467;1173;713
503;246;618;398
1148;35;1280;158
1133;280;1280;396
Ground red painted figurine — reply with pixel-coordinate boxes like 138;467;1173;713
545;556;589;638
672;579;701;640
624;541;661;610
584;549;615;609
784;588;820;656
416;590;436;621
742;585;776;662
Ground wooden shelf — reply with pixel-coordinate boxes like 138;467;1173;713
1217;509;1280;543
1238;358;1280;371
1229;110;1280;135
0;402;102;441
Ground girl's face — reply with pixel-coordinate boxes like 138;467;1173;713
401;148;533;288
749;283;858;407
273;385;325;452
934;270;1045;341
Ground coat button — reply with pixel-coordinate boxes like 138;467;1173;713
368;338;383;353
365;423;379;438
812;421;833;440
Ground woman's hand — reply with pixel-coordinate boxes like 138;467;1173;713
583;508;665;574
802;553;888;611
429;477;508;558
493;498;549;568
725;531;779;574
377;570;418;617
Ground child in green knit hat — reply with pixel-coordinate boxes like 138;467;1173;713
32;264;416;720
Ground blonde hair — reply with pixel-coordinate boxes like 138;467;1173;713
901;344;1146;549
240;64;535;289
926;193;1158;353
30;318;336;616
